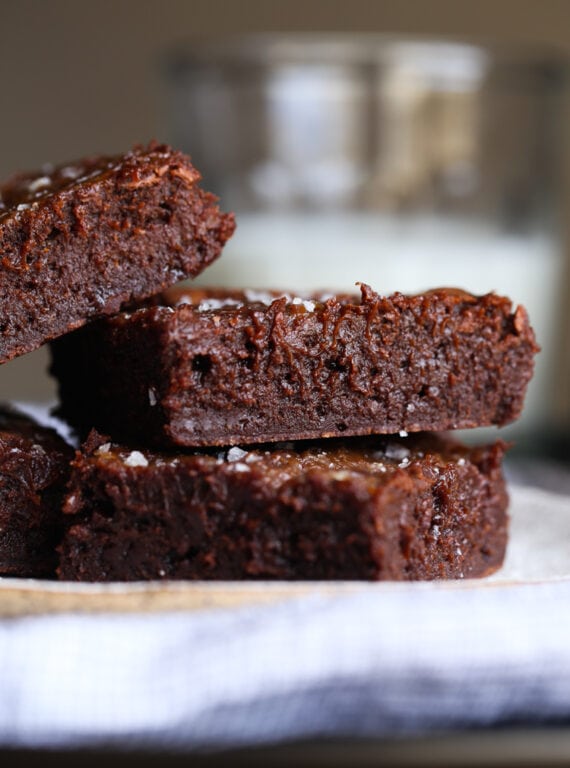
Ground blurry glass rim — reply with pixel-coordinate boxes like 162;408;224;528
165;34;489;83
165;33;565;90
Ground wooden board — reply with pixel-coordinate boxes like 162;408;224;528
1;485;568;617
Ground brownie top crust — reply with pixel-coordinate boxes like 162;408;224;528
0;143;199;224
73;430;503;494
146;282;537;336
0;407;70;455
0;156;119;216
0;406;72;509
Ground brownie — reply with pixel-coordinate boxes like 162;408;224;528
0;408;72;578
0;142;235;362
50;284;538;448
57;432;508;582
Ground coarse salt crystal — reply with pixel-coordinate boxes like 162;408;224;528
196;297;242;312
96;443;111;454
27;176;51;193
124;451;148;467
384;444;410;462
60;166;81;179
244;289;280;305
330;470;355;480
148;387;157;406
399;430;408;437
227;446;248;462
291;297;316;312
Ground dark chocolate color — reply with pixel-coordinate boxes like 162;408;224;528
57;433;508;582
0;142;235;362
50;284;538;447
0;408;72;578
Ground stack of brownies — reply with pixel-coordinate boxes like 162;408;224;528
0;143;538;581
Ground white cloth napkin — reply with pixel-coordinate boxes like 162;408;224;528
1;578;570;751
0;484;569;751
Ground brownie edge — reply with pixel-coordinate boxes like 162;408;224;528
0;407;72;578
57;433;509;582
0;142;235;362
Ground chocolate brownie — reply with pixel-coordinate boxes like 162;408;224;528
0;142;235;362
50;284;538;448
57;432;508;582
0;408;72;577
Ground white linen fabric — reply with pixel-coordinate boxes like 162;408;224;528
1;554;570;747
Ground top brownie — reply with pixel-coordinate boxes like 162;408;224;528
50;283;539;447
0;142;235;362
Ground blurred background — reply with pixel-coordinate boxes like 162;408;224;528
0;0;569;467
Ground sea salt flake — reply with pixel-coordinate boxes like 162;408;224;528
399;430;408;437
196;297;242;312
148;387;157;406
384;444;410;462
244;289;281;305
96;443;111;455
27;176;51;193
59;166;81;180
330;470;355;480
457;458;466;466
124;450;148;467
227;446;248;462
291;297;316;312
